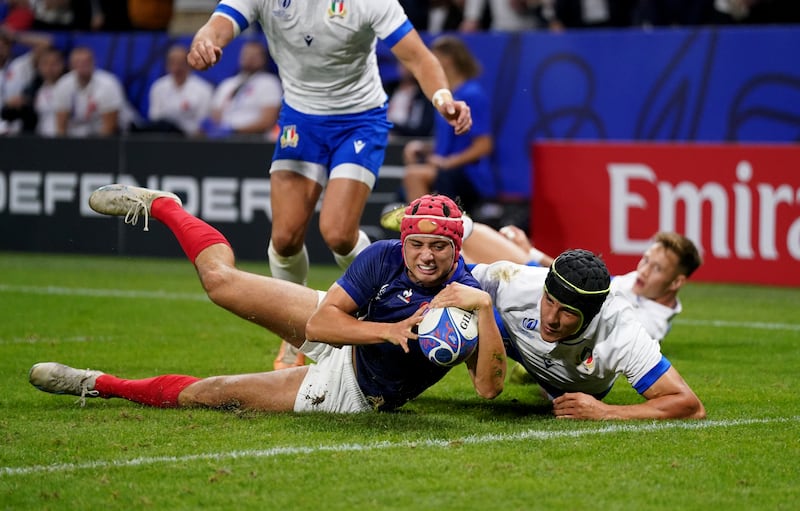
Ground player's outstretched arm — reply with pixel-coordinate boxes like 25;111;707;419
188;15;235;70
552;366;706;420
391;30;472;135
431;283;506;399
305;284;423;353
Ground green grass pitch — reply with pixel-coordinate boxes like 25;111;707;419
1;251;799;510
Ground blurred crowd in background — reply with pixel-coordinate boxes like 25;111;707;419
3;0;798;139
2;0;798;230
2;0;799;35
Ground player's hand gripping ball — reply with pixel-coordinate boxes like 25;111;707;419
417;307;479;367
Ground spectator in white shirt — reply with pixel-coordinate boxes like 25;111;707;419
201;40;282;139
52;46;126;137
144;44;213;136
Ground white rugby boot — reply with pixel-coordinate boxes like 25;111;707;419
89;184;182;231
29;362;104;406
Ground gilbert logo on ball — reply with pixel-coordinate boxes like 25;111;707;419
417;306;479;367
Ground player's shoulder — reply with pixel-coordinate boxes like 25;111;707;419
452;259;481;288
596;293;658;345
354;239;402;264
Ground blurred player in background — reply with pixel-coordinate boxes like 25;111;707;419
187;0;473;370
471;249;706;420
29;189;505;414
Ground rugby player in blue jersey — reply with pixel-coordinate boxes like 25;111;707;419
29;188;506;413
188;0;474;369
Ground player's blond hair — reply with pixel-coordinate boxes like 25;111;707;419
653;232;702;278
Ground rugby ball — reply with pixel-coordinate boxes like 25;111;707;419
417;307;479;367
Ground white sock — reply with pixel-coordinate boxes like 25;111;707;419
333;230;371;269
268;241;309;285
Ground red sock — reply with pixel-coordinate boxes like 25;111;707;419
94;374;201;408
150;198;230;263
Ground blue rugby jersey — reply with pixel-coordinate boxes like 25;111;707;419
337;239;480;411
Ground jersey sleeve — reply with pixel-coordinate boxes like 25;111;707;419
369;0;412;47
336;241;394;308
469;263;498;300
213;0;255;35
600;303;671;394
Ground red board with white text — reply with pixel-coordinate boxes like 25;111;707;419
531;142;800;286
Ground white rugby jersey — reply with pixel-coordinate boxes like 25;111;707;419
214;0;411;114
148;73;214;134
52;68;125;137
611;271;682;342
471;262;667;398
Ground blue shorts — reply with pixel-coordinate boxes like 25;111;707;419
270;102;392;189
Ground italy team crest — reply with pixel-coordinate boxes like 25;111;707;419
280;125;299;148
577;347;596;375
328;0;346;17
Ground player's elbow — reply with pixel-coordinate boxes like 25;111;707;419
687;397;707;419
476;385;503;400
474;373;505;400
304;310;329;343
668;393;706;420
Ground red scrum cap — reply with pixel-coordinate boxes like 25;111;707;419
400;194;464;267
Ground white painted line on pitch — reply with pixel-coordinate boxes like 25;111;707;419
0;284;800;332
3;284;799;333
0;284;209;302
674;318;800;332
1;416;797;477
0;335;116;346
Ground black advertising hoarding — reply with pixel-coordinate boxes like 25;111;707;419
0;135;403;262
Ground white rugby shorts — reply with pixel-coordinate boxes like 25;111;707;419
294;342;371;413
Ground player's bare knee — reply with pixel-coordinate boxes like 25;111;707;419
177;379;210;407
270;231;305;256
320;228;355;255
198;264;237;306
